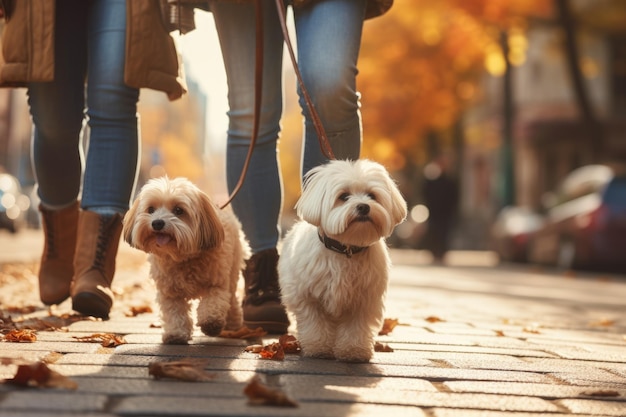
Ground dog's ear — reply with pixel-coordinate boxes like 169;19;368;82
197;191;225;250
295;167;326;226
387;175;408;227
122;197;140;247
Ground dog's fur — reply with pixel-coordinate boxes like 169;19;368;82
278;159;407;362
123;177;250;344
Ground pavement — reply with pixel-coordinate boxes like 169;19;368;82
0;229;625;417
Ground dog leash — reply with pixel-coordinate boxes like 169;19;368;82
274;0;335;162
220;0;336;209
219;0;264;209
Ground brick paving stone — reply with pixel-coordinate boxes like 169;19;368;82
0;391;108;413
557;399;626;416
2;236;626;417
443;380;626;398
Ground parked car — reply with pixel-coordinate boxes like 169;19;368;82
528;164;626;272
491;206;544;263
0;173;30;233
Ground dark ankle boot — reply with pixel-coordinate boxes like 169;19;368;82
242;248;289;334
38;202;79;305
70;211;123;319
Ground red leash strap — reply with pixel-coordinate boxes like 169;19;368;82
220;0;264;209
274;0;335;161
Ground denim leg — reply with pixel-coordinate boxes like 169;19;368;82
81;0;140;213
295;0;366;176
27;0;88;208
210;0;285;252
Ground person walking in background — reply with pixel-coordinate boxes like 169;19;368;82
422;153;459;263
206;0;393;333
0;0;185;319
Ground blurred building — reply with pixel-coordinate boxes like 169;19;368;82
460;0;626;249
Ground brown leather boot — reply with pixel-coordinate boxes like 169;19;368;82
38;202;79;305
70;211;123;319
242;248;290;334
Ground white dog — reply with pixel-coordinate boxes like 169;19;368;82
122;177;250;344
278;159;407;362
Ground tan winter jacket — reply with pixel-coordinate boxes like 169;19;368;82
0;0;186;100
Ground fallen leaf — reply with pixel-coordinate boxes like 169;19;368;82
245;344;263;353
374;341;394;352
3;329;37;342
243;375;298;407
425;316;444;323
3;361;77;390
379;318;399;335
148;359;214;382
589;318;615;327
73;333;127;347
5;305;37;315
219;326;267;339
494;330;505;337
125;305;153;317
278;334;301;353
259;342;285;361
522;325;541;334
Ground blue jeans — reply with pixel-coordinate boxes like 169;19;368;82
210;0;366;252
27;0;139;214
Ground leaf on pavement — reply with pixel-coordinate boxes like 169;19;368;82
148;359;214;382
73;333;127;347
379;318;399;335
259;342;285;361
3;329;37;342
425;316;445;323
219;326;267;339
243;375;298;407
374;341;394;352
124;305;153;317
278;334;301;353
3;361;77;390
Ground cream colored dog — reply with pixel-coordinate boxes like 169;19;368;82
123;177;250;344
278;159;407;362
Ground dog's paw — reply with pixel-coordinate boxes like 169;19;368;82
199;320;225;337
162;333;190;345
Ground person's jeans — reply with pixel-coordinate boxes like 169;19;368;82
210;0;366;252
27;0;140;213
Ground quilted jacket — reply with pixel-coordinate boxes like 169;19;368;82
0;0;186;100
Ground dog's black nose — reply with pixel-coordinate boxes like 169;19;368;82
152;219;165;231
356;204;370;215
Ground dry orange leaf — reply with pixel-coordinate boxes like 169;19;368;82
243;375;298;407
259;342;285;361
374;341;394;352
522;326;541;334
379;318;399;335
125;305;153;317
245;344;264;353
219;326;267;339
148;359;214;382
494;330;505;337
278;334;301;354
3;361;77;390
425;316;445;323
3;329;37;342
73;333;127;347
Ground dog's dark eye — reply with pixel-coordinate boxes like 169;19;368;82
339;192;350;202
147;206;155;214
368;193;376;201
173;206;184;216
